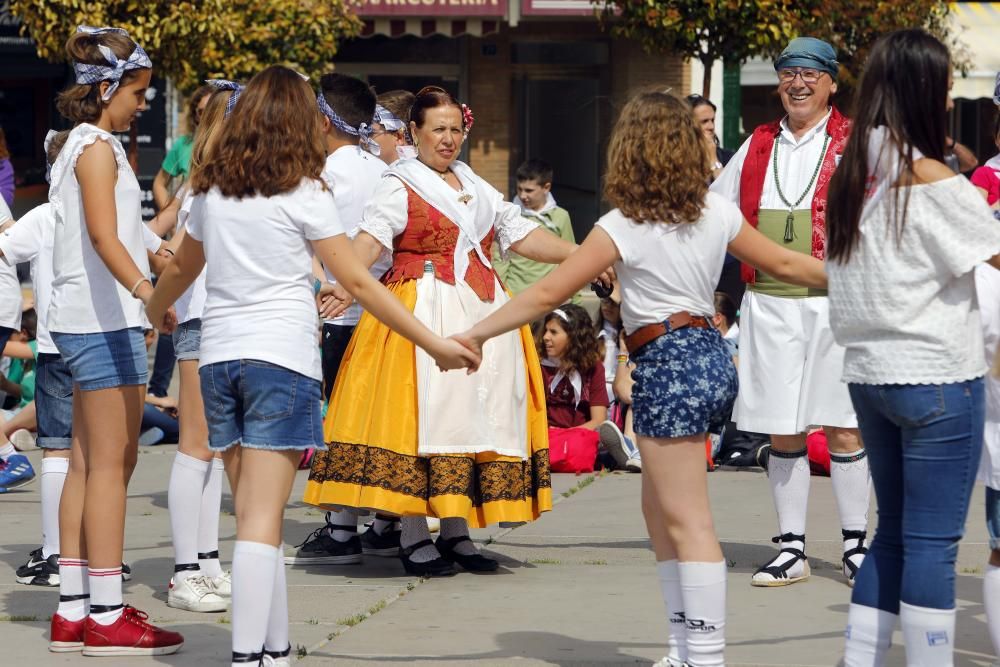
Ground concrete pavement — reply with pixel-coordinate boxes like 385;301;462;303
1;445;997;666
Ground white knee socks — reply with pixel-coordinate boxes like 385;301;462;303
265;544;289;654
829;449;871;531
985;565;1000;658
198;457;225;579
41;457;69;558
843;603;896;666
325;509;357;542
88;566;124;624
231;541;278;664
168;452;211;583
656;560;687;665
678;561;726;667
766;448;810;574
56;558;88;621
899;602;955;667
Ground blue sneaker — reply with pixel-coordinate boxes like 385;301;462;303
0;454;36;491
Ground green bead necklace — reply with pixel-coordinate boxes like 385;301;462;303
771;132;830;242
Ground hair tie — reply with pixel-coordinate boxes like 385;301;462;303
72;25;151;101
317;93;380;157
205;79;244;118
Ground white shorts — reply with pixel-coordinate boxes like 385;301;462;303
734;291;857;435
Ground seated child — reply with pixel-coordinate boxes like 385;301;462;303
539;303;608;472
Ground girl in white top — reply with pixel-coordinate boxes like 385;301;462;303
825;30;1000;667
45;26;184;655
146;66;475;667
458;91;825;667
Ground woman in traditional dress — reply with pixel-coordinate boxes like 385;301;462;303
304;86;584;575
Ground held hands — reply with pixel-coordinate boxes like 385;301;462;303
449;331;484;375
430;336;481;372
317;282;355;319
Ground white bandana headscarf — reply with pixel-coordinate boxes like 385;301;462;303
72;26;152;102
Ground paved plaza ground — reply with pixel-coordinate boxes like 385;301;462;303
1;445;997;666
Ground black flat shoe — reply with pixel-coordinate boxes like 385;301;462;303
435;535;499;572
399;539;455;577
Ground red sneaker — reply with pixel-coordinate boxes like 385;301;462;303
82;605;184;656
49;612;85;652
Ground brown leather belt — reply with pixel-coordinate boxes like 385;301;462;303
624;311;713;355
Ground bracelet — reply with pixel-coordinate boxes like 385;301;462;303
130;277;151;298
313;278;323;296
163;248;175;256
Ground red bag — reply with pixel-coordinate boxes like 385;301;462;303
547;427;599;473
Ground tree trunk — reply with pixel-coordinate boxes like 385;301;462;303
702;57;713;99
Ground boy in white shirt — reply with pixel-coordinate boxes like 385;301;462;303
287;73;400;567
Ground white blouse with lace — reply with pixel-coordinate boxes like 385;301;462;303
47;123;150;334
828;175;1000;385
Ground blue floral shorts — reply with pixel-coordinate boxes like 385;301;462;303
630;326;738;438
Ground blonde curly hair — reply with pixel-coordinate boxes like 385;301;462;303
603;90;711;225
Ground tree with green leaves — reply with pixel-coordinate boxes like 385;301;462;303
10;0;362;93
601;0;802;98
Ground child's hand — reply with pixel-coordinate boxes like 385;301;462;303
431;337;481;372
317;282;354;319
449;332;484;374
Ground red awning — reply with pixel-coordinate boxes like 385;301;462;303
360;17;500;37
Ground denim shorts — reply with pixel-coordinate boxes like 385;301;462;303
35;353;73;450
172;318;202;361
987;487;1000;551
199;359;323;452
630;325;738;438
51;328;148;392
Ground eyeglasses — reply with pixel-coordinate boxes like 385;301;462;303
371;129;401;138
778;68;824;85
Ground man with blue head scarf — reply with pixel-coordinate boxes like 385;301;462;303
711;37;870;589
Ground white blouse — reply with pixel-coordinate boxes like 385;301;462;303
828;175;1000;385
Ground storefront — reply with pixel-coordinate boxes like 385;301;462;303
341;0;688;235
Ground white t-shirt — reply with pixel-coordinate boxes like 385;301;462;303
828;175;1000;384
142;224;162;254
173;192;207;324
320;146;388;327
976;264;1000;489
0;197;22;331
595;192;744;335
47;124;149;334
186;178;345;380
0;204;56;353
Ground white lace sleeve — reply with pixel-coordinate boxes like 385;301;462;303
359;176;408;249
494;198;538;259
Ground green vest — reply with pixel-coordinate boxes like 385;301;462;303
748;209;827;298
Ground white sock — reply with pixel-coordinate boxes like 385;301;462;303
678;561;726;667
0;441;15;459
41;457;69;558
985;565;1000;658
440;517;478;556
765;448;810;575
372;516;395;535
830;448;871;573
231;541;278;661
899;601;955;667
264;544;289;654
198;457;225;579
843;603;896;666
169;452;210;583
656;560;687;664
324;509;357;543
88;566;124;624
57;558;89;621
400;516;439;563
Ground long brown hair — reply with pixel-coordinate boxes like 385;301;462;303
188;89;231;183
826;30;950;263
536;303;601;375
191;66;325;198
186;84;214;135
56;30;149;124
604;90;711;225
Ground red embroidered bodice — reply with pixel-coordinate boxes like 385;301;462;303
382;183;497;302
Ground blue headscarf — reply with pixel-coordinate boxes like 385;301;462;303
774;37;839;79
72;26;152;101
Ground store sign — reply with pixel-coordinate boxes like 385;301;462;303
357;0;507;16
521;0;601;15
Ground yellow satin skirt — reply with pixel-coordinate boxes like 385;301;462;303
303;279;551;528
